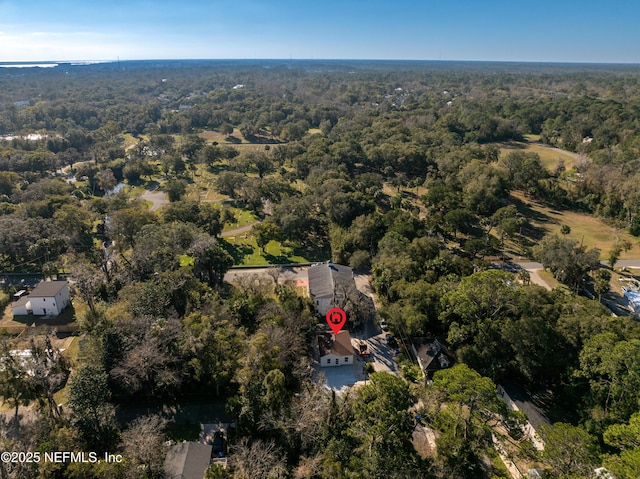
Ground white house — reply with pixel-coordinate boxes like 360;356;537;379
318;330;354;367
12;281;70;317
308;261;355;316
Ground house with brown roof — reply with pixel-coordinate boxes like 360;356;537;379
11;280;70;317
317;330;354;367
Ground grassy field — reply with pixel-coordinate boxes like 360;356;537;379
511;191;640;260
53;336;81;406
498;136;579;171
198;129;281;152
221;236;326;266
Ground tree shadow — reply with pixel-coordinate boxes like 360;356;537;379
219;240;253;264
263;252;291;264
291;243;331;262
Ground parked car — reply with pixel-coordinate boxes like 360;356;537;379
385;334;398;348
358;342;371;359
212;431;226;457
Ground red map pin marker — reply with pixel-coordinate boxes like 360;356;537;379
326;307;347;334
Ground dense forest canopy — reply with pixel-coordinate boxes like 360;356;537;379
1;60;640;479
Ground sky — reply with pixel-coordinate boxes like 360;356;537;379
1;0;639;63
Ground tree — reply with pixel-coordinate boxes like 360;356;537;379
231;438;287;479
109;207;157;251
120;415;168;478
0;334;36;421
71;262;103;316
220;123;234;137
593;268;611;302
185;310;245;396
252;221;280;252
165;178;187;202
215;171;245;198
602;412;640;479
440;270;518;344
578;335;640;424
538;423;599;478
346;373;418;476
534;234;600;292
68;365;118;451
189;235;233;287
428;364;505;477
609;239;631;270
98;168;118;193
110;316;186;398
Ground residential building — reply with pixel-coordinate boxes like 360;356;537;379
308;261;355;316
318;330;354;367
11;280;70;317
411;337;455;379
164;441;212;479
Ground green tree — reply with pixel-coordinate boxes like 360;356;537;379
68;365;118;451
165;178;187;202
534;234;600;292
346;373;418;476
538;422;599;478
189;235;233;287
252;221;280;252
429;364;505;477
593;268;611;302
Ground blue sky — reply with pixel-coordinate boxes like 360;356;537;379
0;0;638;63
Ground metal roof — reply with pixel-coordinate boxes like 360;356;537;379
308;262;354;299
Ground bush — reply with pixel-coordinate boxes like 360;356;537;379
0;291;10;311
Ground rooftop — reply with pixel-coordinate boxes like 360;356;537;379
412;337;454;372
318;330;353;357
30;280;68;298
164;441;212;479
308;261;354;299
500;383;551;432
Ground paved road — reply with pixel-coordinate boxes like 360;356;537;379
220;223;259;238
140;182;169;211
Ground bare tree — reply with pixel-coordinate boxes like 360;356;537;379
231;438;287;479
120;415;168;479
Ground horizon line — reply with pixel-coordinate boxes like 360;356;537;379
2;58;640;66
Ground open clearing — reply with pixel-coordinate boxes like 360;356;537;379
512;191;640;260
498;135;580;171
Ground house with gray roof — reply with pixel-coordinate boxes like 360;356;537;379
308;261;355;316
411;337;455;379
11;280;70;317
164;441;212;479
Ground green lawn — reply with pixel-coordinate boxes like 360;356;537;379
498;137;578;171
221;236;326;265
511;191;640;260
